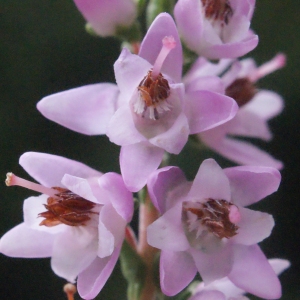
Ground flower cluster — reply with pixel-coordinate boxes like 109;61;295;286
1;1;289;300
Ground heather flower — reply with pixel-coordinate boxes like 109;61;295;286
73;0;137;37
184;54;285;168
147;159;281;298
107;13;238;192
0;152;133;299
174;0;258;59
188;259;290;300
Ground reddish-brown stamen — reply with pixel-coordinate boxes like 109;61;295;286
184;199;239;239
39;187;97;227
201;0;233;24
225;78;257;107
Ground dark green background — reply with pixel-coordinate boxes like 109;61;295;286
0;1;299;299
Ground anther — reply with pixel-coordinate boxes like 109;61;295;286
201;0;233;24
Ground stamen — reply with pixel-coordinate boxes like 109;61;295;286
151;36;176;80
5;172;57;197
183;199;239;239
39;187;97;227
248;53;286;82
63;283;77;300
225;78;257;107
201;0;233;24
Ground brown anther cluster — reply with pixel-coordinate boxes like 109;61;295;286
138;70;170;109
201;0;233;24
38;187;97;227
225;78;257;107
186;199;238;239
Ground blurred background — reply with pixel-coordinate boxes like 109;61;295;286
0;1;299;299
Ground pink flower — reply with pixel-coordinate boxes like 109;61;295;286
107;13;237;192
189;259;290;300
184;54;286;168
0;152;133;299
147;159;282;298
73;0;137;37
174;0;258;59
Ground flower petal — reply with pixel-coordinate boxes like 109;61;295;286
139;13;182;83
19;152;102;187
243;90;284;120
98;204;126;258
147;203;190;252
77;247;121;299
189;243;233;284
37;83;118;135
107;104;146;146
147;166;187;214
0;223;54;258
73;0;136;36
190;290;226;300
228;244;282;299
160;250;197;296
269;258;290;276
188;159;231;202
231;207;274;245
186;91;238;134
201;34;259;59
97;172;133;222
51;227;98;283
224;165;281;206
120;142;164;192
202;135;283;169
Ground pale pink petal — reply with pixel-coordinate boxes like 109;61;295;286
73;0;136;36
37;83;118;135
226;110;272;140
269;259;291;276
77;247;121;299
231;207;274;245
98;204;126;258
51;227;98;283
0;223;54;258
188;159;231;202
147;166;187;214
147;203;190;251
229;244;281;299
19;152;102;187
190;290;226;300
139;13;182;83
186;91;238;134
203;136;283;169
201;34;258;59
149;112;189;154
224;165;281;206
189;244;233;284
185;76;225;94
174;0;203;55
97;173;133;222
107;105;147;146
120;142;164;192
114;48;152;100
160;250;197;296
243;90;284;120
61;174;98;204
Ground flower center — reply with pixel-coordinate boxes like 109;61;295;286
225;78;257;107
5;172;97;227
134;36;175;120
201;0;233;25
39;187;97;227
183;199;239;239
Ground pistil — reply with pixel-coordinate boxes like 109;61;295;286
5;172;57;197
